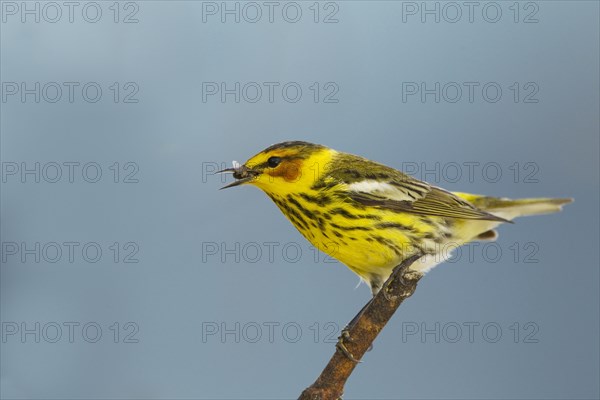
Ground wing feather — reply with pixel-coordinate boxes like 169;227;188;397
349;183;508;222
326;154;507;222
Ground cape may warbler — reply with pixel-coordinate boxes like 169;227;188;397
220;141;571;295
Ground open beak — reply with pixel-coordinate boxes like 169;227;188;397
219;176;255;189
217;161;259;190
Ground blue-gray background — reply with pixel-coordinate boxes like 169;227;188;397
1;1;598;399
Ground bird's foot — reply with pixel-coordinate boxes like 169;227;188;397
336;329;361;363
383;285;398;301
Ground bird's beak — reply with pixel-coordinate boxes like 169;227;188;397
217;162;259;190
219;176;255;189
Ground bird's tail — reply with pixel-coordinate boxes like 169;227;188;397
453;193;573;221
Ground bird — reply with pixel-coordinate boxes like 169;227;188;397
219;141;572;296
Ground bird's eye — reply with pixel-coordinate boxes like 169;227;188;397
267;156;282;168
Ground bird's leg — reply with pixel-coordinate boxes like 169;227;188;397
336;330;362;363
343;297;374;331
382;253;423;297
338;255;423;363
381;266;409;301
336;296;374;363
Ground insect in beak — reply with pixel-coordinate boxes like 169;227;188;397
217;161;258;189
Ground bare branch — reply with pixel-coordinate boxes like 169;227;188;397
298;254;424;400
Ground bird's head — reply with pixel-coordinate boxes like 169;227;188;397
219;141;334;195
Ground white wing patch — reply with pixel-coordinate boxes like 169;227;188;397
348;180;426;202
348;180;396;194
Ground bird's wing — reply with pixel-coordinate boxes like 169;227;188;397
349;182;508;222
327;155;508;222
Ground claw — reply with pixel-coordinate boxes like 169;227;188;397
383;286;398;301
381;258;420;298
336;330;361;363
397;273;408;287
340;328;351;341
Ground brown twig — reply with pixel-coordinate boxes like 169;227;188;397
298;253;424;400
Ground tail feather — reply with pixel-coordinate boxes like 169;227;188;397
454;193;573;220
